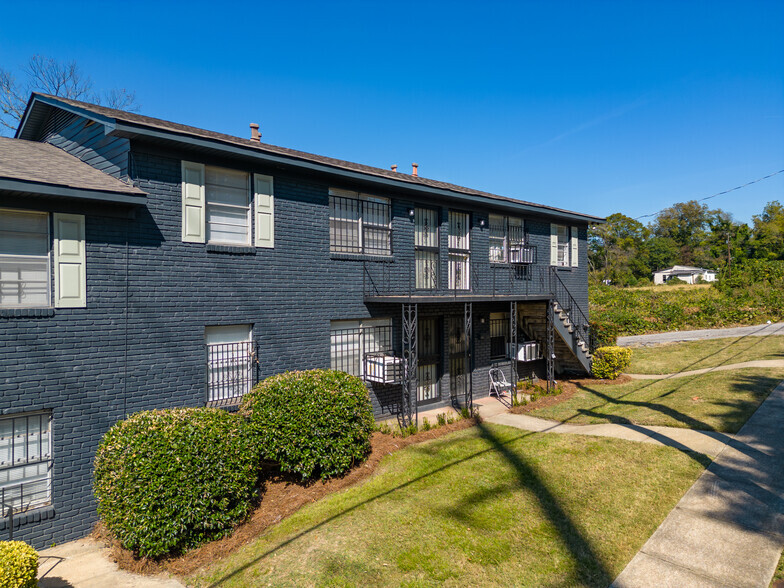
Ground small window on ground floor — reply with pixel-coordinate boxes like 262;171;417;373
489;312;510;360
205;325;255;404
0;412;52;513
330;318;393;377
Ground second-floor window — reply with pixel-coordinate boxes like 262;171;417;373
0;210;50;308
489;215;525;263
448;211;470;290
206;166;251;245
329;189;391;255
415;208;438;289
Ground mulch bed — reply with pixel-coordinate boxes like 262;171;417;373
509;375;631;414
93;416;479;578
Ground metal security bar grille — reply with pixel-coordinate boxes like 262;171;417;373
329;194;391;255
490;315;509;360
415;208;439;289
0;412;52;513
448;211;470;290
207;342;255;404
330;323;394;378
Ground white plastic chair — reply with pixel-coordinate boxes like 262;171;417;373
489;368;513;397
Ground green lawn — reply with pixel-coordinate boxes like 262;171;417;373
629;335;784;374
532;368;784;433
773;551;784;586
191;424;704;587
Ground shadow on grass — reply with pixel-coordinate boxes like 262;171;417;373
205;424;613;587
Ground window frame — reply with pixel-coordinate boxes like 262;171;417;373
0;411;53;513
448;210;471;290
414;207;439;290
0;209;51;309
555;224;570;267
205;324;255;404
205;166;252;246
330;318;393;378
329;189;392;256
489;214;525;264
489;311;510;361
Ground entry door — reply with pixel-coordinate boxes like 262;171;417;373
417;317;440;403
448;316;468;400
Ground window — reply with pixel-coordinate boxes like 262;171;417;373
206;166;250;245
489;312;510;360
0;412;52;513
330;318;392;377
489;215;525;263
448;211;470;290
417;317;440;403
550;224;578;267
205;325;255;404
0;210;50;308
329;189;391;255
414;208;438;289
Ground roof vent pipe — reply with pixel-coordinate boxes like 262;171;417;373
391;164;398;172
412;162;418;177
249;123;261;142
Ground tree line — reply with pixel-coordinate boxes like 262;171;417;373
589;199;784;286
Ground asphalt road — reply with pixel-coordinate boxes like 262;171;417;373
616;322;784;347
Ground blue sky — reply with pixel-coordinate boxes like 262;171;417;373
2;0;782;224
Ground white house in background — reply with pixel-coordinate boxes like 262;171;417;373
653;265;717;285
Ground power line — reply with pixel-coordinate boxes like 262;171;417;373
634;168;784;220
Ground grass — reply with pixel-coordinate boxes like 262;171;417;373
628;335;784;375
191;424;704;587
531;368;784;433
772;551;784;586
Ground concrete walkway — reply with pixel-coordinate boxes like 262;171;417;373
484;412;733;457
627;359;784;380
36;538;183;588
617;322;784;347
611;380;784;588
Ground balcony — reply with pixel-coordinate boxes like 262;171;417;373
363;257;551;302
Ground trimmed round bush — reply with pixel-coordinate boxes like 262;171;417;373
591;346;633;380
94;408;261;558
0;541;38;588
240;369;375;480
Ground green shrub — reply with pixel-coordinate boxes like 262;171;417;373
591;346;633;379
94;408;261;558
0;541;38;588
240;369;374;480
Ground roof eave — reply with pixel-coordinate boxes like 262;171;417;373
112;121;604;224
0;178;147;205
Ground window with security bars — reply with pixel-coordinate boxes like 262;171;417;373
205;325;255;404
0;210;50;308
448;211;470;290
415;208;438;289
329;189;391;255
206;166;251;245
417;317;440;403
330;319;393;378
0;412;52;513
489;215;525;263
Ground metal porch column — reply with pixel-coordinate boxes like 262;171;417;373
401;303;418;427
546;300;555;392
510;300;518;396
464;302;473;411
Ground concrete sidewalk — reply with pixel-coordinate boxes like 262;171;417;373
627;358;784;380
37;538;183;588
611;380;784;588
485;411;733;457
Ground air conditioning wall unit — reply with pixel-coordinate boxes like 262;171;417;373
364;354;404;383
508;341;541;362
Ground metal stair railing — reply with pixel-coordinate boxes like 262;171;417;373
549;268;593;354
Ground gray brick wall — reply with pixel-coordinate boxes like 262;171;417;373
0;133;590;548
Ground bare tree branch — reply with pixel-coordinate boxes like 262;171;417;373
0;55;139;135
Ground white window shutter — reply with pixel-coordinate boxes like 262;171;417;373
570;226;579;267
53;213;86;308
254;173;274;248
182;161;206;243
550;224;558;265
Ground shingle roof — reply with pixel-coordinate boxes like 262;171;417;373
0;137;144;195
26;94;603;221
